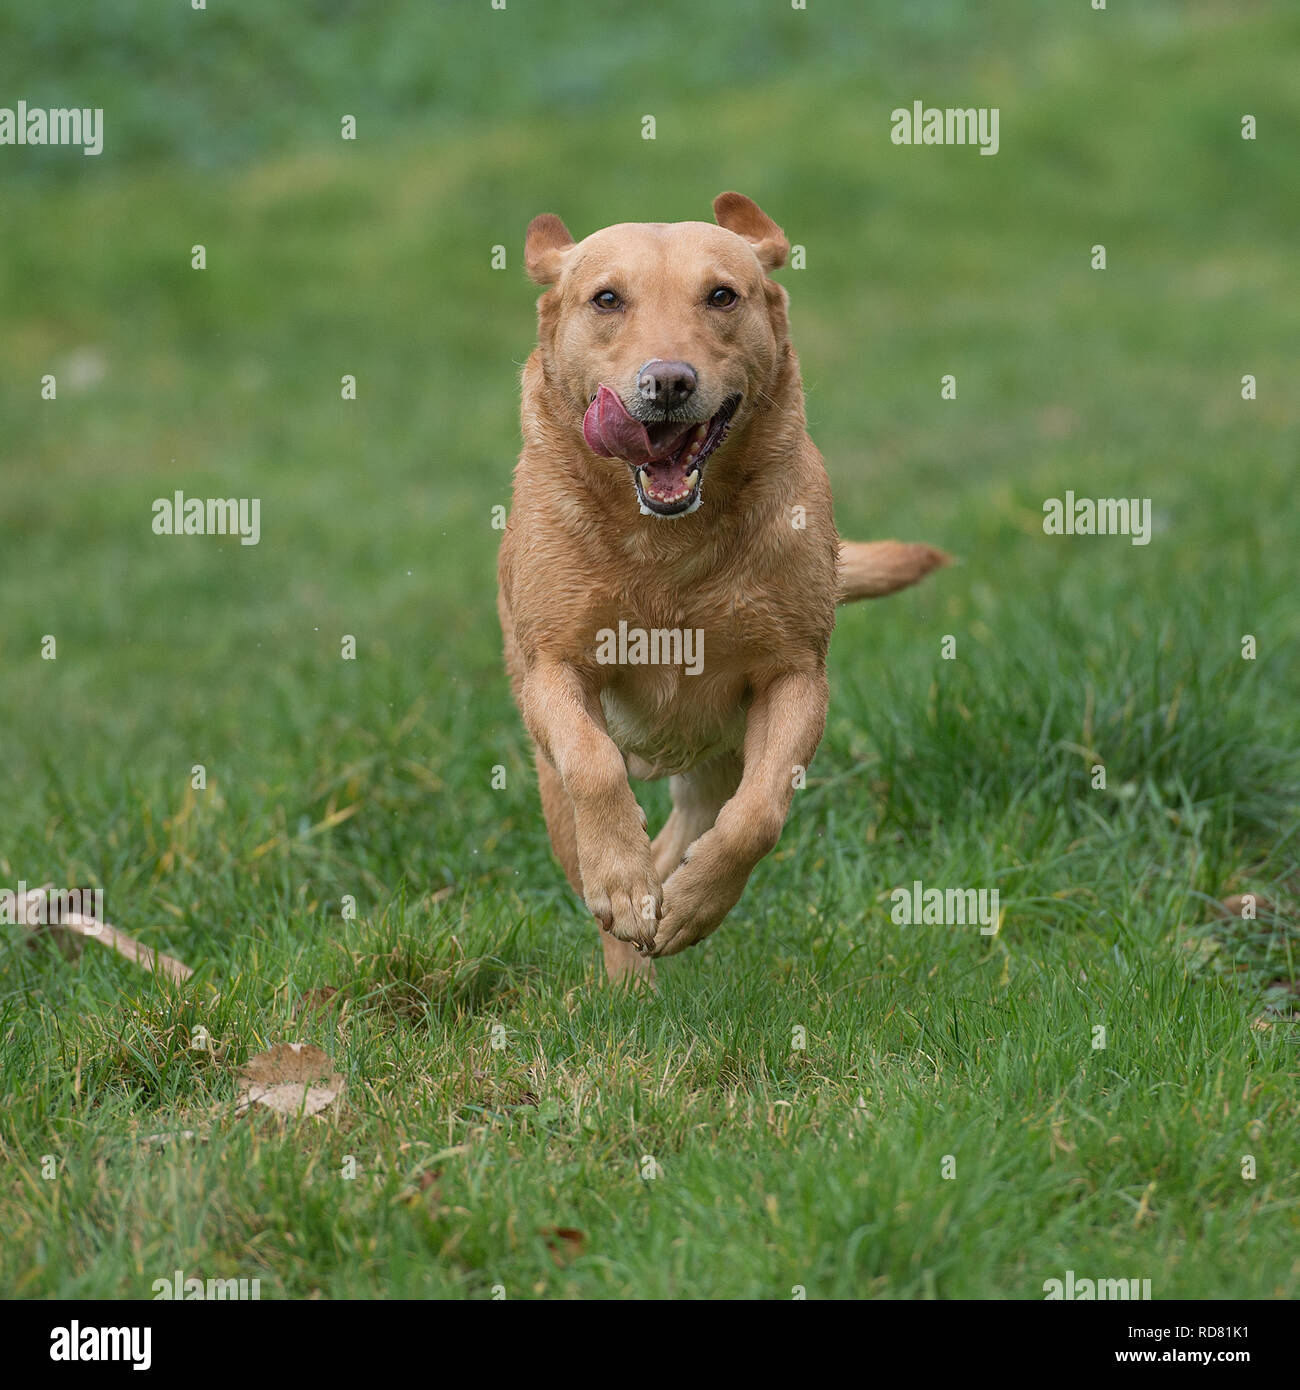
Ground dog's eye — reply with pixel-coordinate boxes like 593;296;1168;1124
707;286;738;308
591;290;622;312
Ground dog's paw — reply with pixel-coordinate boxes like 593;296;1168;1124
649;896;718;958
581;844;662;949
650;860;744;958
651;890;730;957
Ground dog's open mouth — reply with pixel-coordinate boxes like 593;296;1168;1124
583;385;740;517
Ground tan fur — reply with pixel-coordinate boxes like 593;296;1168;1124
498;194;946;982
838;539;952;602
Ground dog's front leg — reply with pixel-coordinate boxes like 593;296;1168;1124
521;660;661;950
651;669;828;958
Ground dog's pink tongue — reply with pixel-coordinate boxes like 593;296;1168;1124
582;384;656;464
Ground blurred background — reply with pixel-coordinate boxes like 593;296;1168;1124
1;0;1296;913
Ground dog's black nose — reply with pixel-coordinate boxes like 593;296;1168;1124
637;359;697;407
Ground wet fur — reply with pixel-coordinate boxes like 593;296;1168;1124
499;193;948;982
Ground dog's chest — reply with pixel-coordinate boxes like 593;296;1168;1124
599;665;747;780
590;571;778;778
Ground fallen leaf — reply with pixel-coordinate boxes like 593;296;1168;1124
235;1043;344;1118
1217;894;1276;920
541;1226;586;1266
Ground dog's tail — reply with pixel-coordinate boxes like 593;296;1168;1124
837;540;952;604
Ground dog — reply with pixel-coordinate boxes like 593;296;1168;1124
498;193;947;982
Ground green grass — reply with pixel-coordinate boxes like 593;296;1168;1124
1;0;1298;1298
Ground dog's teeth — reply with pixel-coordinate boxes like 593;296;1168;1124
694;424;707;441
638;468;651;490
685;468;699;488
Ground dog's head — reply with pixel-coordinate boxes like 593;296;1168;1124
524;193;791;518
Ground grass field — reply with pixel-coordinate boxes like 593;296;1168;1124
1;0;1297;1298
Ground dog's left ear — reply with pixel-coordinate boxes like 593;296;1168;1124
713;192;789;272
524;213;575;285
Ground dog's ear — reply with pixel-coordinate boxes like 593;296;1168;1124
524;214;574;285
712;192;789;272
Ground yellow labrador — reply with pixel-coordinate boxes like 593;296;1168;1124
498;193;947;982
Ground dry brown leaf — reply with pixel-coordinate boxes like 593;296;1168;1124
1251;1005;1300;1033
1216;893;1276;920
541;1226;586;1266
399;1167;444;1209
17;884;193;982
235;1042;344;1118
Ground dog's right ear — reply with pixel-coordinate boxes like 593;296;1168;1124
524;214;574;286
